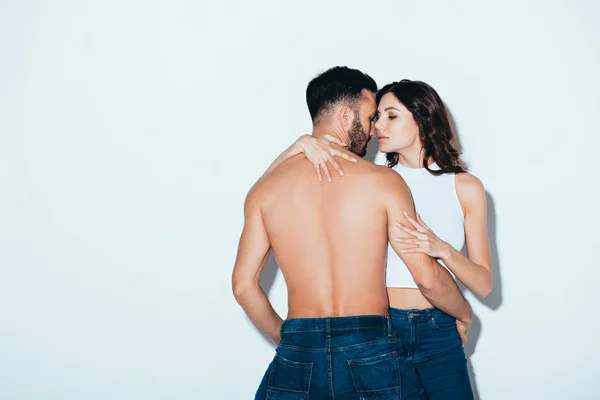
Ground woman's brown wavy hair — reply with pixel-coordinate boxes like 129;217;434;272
376;80;467;175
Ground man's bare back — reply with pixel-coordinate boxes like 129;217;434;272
249;152;415;318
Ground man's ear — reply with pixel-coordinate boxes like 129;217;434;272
338;105;355;130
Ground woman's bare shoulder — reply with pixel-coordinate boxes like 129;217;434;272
455;172;486;212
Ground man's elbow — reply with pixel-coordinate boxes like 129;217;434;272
413;269;437;293
232;275;258;302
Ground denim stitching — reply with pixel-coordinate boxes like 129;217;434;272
277;337;397;353
347;351;402;396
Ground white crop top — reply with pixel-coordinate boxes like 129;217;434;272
385;161;466;288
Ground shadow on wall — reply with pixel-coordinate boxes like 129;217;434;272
446;107;504;400
461;192;502;400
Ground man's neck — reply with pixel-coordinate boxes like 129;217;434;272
311;125;348;145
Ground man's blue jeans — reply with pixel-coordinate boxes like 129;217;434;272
255;315;425;399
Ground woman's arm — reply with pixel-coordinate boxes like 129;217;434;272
441;173;492;297
261;135;357;182
395;173;492;298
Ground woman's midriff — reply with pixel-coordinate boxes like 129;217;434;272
387;287;434;310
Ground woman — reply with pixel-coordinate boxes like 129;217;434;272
267;79;492;399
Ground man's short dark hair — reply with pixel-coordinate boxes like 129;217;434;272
306;66;377;123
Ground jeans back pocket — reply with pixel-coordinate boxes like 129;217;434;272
348;351;401;399
266;354;313;400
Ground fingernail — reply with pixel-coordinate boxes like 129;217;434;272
396;223;401;227
328;177;332;182
340;171;344;176
403;211;408;216
352;158;358;162
401;250;407;253
394;237;400;242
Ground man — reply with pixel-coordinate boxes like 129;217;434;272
232;66;471;399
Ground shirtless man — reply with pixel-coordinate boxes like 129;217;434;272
232;66;471;399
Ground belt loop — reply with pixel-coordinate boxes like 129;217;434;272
326;318;331;336
386;316;392;337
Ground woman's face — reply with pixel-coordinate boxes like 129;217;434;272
375;93;420;154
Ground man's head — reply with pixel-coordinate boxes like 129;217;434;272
306;66;378;157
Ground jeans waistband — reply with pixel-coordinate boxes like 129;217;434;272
389;307;452;321
281;315;392;335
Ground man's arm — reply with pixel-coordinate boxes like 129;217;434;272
382;169;472;323
231;184;283;344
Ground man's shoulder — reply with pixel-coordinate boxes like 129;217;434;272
244;177;266;211
366;165;412;207
270;154;312;177
369;164;408;188
247;155;307;203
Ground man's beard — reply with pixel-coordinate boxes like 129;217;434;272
348;119;370;157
